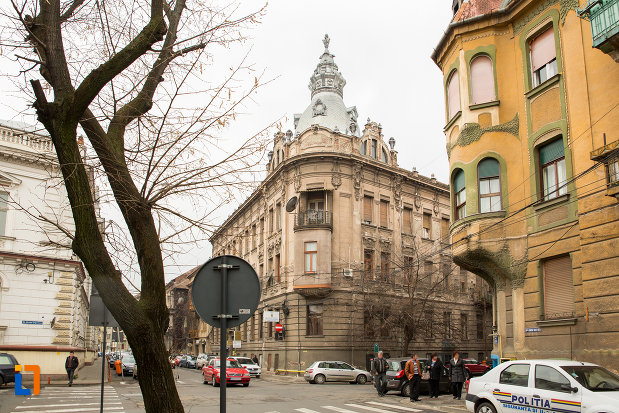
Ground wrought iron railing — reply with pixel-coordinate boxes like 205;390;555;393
295;210;333;229
578;0;619;48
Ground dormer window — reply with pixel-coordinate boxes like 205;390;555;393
371;139;377;159
361;141;367;155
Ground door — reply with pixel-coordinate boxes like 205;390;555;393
338;362;356;381
493;363;534;413
532;363;581;413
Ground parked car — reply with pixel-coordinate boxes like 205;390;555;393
466;359;619;413
0;353;18;386
180;355;196;369
304;361;371;384
384;357;452;397
196;354;209;369
230;356;261;378
445;358;491;380
120;354;136;376
175;355;186;366
108;353;119;369
202;358;250;387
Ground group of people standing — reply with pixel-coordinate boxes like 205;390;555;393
372;350;467;403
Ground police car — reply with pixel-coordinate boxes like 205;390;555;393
466;360;619;413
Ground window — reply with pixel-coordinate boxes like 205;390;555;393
453;169;466;219
447;70;460;120
500;364;530;387
363;196;373;224
276;202;281;231
403;207;413;234
259;312;263;339
361;141;367;155
306;304;323;336
259;263;263;277
250;314;255;341
606;153;619;187
539;139;567;201
244;230;249;255
470;55;496;104
275;254;281;282
371;139;377;159
404;256;414;281
251;224;256;249
379;200;389;227
535;365;571;392
259;218;264;244
478;158;502;212
460;313;468;339
380;252;390;281
476;312;484;340
422;212;432;239
443;311;452;338
530;28;558;87
442;263;450;288
364;250;374;278
269;208;274;233
364;310;375;337
304;242;317;274
441;218;450;241
542;255;574;319
425;261;433;278
268;321;273;338
381;148;388;163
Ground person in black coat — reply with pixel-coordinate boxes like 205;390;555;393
65;351;79;386
426;353;443;398
449;351;467;399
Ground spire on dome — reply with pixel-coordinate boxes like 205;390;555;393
308;34;346;98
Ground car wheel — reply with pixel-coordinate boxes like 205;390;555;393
213;377;219;387
401;382;412;398
0;376;4;386
203;374;207;384
256;375;260;379
356;375;367;385
243;383;249;387
314;374;326;384
476;402;497;413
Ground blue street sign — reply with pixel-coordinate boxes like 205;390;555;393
22;320;43;325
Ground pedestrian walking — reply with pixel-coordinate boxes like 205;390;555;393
449;351;466;400
427;353;443;398
65;351;79;387
404;353;422;402
372;351;389;397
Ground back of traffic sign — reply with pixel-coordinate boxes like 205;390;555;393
191;255;261;329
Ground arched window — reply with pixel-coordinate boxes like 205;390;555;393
478;158;501;212
447;71;460;120
381;148;388;163
470;55;495;105
453;169;466;219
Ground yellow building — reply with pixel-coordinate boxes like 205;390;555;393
432;0;618;369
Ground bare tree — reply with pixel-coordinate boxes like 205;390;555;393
1;0;270;411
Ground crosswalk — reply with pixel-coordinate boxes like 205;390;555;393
293;400;425;413
9;386;125;413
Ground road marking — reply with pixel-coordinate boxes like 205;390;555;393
16;403;122;409
322;407;359;413
366;401;422;411
345;404;395;413
13;408;124;413
294;409;321;413
176;380;186;384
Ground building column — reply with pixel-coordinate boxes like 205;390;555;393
495;285;507;358
511;281;526;354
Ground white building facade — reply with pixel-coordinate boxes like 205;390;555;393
0;121;97;377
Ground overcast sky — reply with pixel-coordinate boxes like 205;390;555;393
0;1;455;284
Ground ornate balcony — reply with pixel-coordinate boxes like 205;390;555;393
579;0;619;61
294;210;333;231
293;273;332;298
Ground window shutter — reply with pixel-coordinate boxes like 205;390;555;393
531;28;556;72
363;197;372;222
539;139;565;164
543;256;574;318
447;71;461;119
454;170;465;192
423;213;431;229
479;158;500;178
441;218;450;239
470;55;495;104
403;208;412;233
380;200;388;227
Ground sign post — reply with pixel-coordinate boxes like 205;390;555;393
191;255;260;413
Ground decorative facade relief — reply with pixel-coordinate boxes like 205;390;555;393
312;99;327;117
392;175;402;211
433;191;440;216
331;160;342;190
414;187;421;211
294;165;301;192
353;163;362;200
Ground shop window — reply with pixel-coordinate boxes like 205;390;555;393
470;55;495;104
447;70;460;120
530;27;558;87
453;169;466;219
478;158;502;212
304;242;317;274
539;139;567;201
306;304;323;336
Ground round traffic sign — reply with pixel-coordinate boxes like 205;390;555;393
275;323;283;333
191;255;261;329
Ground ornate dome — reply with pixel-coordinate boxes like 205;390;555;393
294;35;360;137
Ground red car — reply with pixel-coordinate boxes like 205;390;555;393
445;358;491;379
202;358;250;387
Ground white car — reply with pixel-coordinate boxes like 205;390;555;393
466;360;619;413
230;357;261;378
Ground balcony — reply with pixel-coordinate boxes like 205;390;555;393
579;0;619;61
294;210;333;231
293;273;332;298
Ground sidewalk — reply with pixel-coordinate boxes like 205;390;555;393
396;392;468;413
260;370;306;384
45;357;130;386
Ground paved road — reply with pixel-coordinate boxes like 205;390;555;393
0;367;467;413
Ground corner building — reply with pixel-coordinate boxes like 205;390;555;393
210;36;492;372
432;0;619;369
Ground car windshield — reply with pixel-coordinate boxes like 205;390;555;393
213;360;242;368
236;358;255;365
122;356;135;364
464;359;478;364
561;366;619;392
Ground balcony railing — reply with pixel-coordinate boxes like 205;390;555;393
579;0;619;50
294;210;333;230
